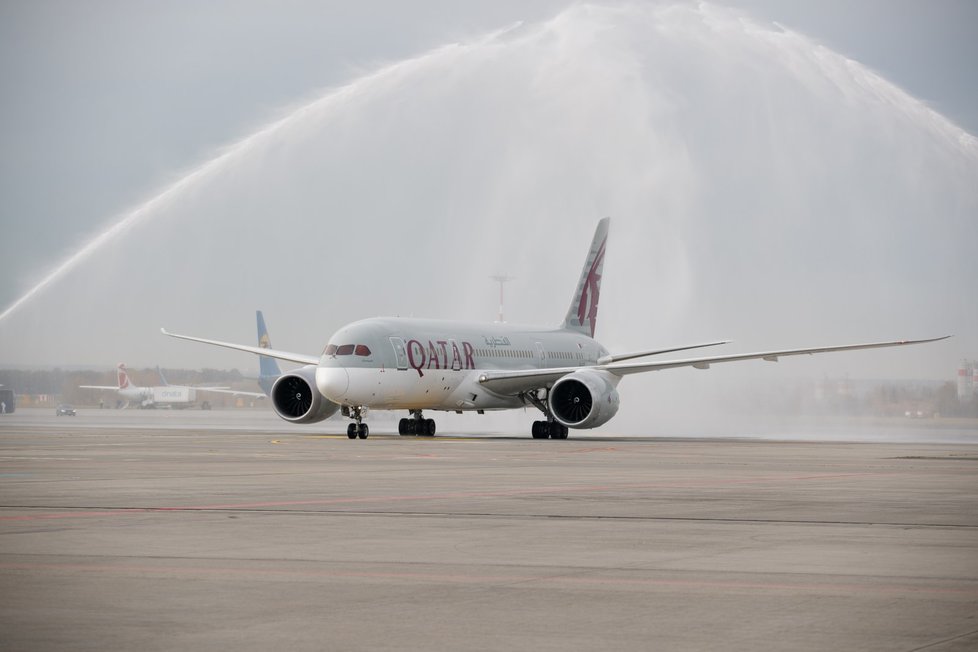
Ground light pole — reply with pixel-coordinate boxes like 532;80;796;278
490;275;514;323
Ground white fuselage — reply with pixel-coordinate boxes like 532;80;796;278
313;317;609;411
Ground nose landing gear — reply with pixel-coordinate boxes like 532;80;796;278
345;406;369;439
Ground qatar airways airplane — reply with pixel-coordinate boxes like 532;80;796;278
163;218;946;439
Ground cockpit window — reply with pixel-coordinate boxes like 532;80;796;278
325;343;371;356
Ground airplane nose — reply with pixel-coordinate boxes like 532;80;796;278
316;366;349;401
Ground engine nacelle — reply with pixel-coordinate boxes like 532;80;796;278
549;369;620;429
270;366;340;424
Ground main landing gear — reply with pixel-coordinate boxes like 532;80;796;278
524;387;569;440
531;420;568;440
399;410;436;436
346;406;369;439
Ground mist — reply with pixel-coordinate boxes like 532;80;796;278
1;3;975;434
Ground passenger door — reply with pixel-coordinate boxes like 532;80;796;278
389;337;408;370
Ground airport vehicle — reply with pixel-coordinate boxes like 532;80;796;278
55;404;76;416
80;363;264;409
163;218;947;439
0;387;14;414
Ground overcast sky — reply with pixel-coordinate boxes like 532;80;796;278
0;1;975;393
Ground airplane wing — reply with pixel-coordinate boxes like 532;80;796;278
78;385;120;391
478;336;950;395
596;340;730;364
193;386;267;399
161;328;320;366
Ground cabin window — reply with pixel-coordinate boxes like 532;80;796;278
323;344;338;356
354;344;371;356
336;344;355;356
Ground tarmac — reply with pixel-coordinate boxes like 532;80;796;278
1;408;976;651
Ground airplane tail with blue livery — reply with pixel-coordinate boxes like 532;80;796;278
257;310;283;396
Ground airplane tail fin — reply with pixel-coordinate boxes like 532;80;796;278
562;218;610;338
117;363;130;390
156;366;169;386
257;311;282;394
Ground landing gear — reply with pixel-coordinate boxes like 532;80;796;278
524;387;569;440
531;421;545;439
347;422;369;439
345;406;369;439
531;420;568;440
399;411;436;436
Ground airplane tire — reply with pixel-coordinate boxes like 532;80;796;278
347;423;357;439
358;424;369;439
425;419;436;436
531;421;547;439
398;418;410;435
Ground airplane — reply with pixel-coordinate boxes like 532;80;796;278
162;218;948;439
80;363;265;409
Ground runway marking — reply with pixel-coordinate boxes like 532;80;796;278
0;471;915;523
1;561;976;597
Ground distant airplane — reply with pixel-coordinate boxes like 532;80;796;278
163;218;948;439
80;363;265;409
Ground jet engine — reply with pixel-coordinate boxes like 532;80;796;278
270;366;340;424
549;369;620;429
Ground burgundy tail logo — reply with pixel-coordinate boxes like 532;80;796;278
577;238;606;337
117;364;129;389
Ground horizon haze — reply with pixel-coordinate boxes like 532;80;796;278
1;3;975;426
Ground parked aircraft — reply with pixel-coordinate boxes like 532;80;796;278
80;363;265;409
163;218;947;439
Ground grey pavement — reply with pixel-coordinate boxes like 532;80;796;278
1;409;976;651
